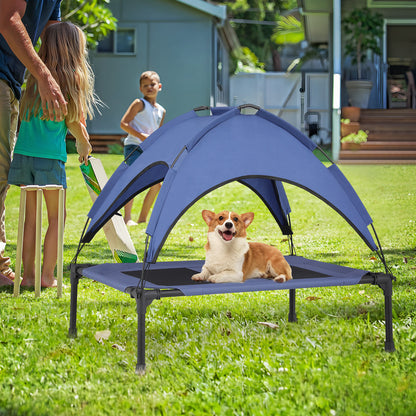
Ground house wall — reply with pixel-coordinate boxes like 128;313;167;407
88;0;224;134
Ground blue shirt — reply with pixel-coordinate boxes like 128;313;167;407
0;0;62;100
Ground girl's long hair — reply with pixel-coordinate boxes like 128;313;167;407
20;21;97;123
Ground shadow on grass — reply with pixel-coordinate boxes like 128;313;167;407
382;247;416;257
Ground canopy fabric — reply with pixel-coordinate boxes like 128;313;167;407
82;105;378;263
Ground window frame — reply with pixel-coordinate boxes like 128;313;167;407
96;28;136;55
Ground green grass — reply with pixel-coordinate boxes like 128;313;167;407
1;155;415;415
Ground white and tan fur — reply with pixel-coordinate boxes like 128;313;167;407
192;210;292;284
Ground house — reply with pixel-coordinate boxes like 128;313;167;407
87;0;237;140
297;0;416;163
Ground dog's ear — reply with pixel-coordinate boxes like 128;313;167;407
241;212;254;228
201;210;216;226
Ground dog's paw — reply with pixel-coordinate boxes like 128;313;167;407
274;274;287;283
192;273;207;281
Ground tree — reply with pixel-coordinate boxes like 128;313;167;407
61;0;117;48
219;0;301;71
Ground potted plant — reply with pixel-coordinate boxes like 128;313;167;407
342;7;384;108
340;118;359;137
341;106;360;122
341;128;368;150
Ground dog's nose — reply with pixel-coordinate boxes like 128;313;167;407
225;221;233;229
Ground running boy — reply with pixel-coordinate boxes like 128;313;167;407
120;70;166;225
8;22;98;287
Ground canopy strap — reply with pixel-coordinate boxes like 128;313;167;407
287;214;296;256
371;224;393;277
315;144;336;165
71;218;90;266
138;235;151;290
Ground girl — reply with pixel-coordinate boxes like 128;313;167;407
8;22;98;288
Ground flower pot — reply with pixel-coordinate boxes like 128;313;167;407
345;80;373;108
341;121;360;138
341;106;360;122
341;142;361;150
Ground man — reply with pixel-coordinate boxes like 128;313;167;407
0;0;68;283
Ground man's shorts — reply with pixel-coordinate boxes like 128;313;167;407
8;154;67;188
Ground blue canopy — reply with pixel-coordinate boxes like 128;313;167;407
82;105;378;263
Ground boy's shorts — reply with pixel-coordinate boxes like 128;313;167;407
124;144;143;166
8;154;67;188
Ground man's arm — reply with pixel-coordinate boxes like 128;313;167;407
0;0;67;120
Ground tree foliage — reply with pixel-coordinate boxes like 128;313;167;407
272;15;304;45
61;0;117;48
219;0;302;71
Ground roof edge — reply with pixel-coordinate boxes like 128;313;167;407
175;0;227;20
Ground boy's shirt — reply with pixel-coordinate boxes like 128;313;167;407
124;98;165;146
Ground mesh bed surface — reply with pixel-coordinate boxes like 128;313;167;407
81;256;369;296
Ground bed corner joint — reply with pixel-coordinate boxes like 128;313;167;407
362;272;395;352
374;273;396;353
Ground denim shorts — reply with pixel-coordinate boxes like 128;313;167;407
124;144;143;166
8;154;67;188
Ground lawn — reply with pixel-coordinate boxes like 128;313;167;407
1;155;415;416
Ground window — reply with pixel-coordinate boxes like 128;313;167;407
97;29;135;54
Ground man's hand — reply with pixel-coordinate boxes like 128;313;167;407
37;70;67;121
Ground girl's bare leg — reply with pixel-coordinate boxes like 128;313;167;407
21;191;37;286
138;183;161;223
42;189;66;287
124;199;136;225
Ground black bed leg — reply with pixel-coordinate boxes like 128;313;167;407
68;264;81;338
132;289;160;375
288;289;298;322
377;275;395;352
136;292;147;375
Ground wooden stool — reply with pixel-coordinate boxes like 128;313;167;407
13;185;64;298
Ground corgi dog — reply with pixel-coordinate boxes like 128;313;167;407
192;210;292;284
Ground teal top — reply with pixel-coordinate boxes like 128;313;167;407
14;110;68;163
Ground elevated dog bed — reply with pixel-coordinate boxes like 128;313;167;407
70;104;395;374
